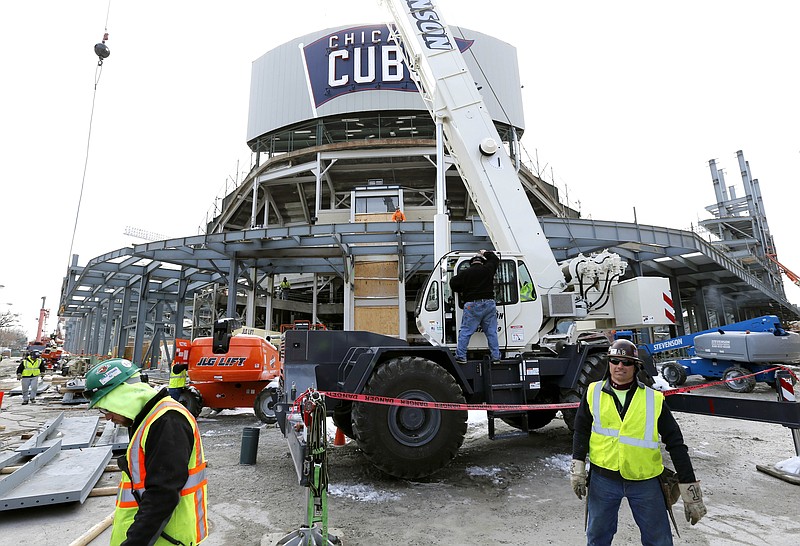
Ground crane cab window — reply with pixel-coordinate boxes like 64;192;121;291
517;261;536;302
424;280;440;311
454;258;518;306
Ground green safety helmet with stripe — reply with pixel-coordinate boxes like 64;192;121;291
83;358;140;408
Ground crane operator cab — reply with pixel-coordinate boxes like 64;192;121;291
416;251;541;359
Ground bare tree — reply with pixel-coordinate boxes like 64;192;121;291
0;310;19;330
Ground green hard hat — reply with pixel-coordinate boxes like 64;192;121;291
83;358;140;408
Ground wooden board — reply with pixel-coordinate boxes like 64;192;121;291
354;306;399;336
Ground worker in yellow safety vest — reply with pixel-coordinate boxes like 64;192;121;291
83;358;208;545
570;339;706;545
279;277;291;300
169;360;189;401
519;281;533;302
16;350;46;405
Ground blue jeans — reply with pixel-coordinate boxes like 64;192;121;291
168;388;184;401
587;472;672;546
456;299;500;360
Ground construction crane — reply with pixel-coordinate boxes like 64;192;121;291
766;254;800;288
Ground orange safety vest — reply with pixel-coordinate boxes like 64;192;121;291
111;398;208;545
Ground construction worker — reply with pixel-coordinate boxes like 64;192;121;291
519;280;533;302
449;249;501;364
83;358;208;546
570;339;706;545
392;206;406;223
16;350;46;405
279;277;291;300
168;359;188;400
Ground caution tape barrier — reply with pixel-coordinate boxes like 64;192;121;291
322;390;579;412
299;365;799;413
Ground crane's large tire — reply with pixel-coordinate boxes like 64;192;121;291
351;356;467;479
332;402;354;439
722;366;756;393
661;362;687;386
254;387;278;424
561;353;607;431
178;388;203;418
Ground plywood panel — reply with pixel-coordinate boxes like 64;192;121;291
355;260;397;279
354;279;399;298
354;306;399;335
354;212;394;223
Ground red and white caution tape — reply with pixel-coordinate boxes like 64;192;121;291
322;390;579;412
296;365;799;413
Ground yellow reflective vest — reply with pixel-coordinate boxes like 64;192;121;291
111;398;208;545
587;380;664;480
21;357;42;377
169;367;188;389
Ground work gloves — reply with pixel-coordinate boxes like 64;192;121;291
679;482;707;525
570;459;587;499
16;374;21;381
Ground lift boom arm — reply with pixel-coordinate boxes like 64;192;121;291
382;0;566;298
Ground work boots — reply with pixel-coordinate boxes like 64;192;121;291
22;400;29;405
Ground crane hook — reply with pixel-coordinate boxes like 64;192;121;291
94;32;110;66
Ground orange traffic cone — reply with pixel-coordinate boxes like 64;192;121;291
333;427;346;446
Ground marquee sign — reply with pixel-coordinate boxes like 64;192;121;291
302;24;473;108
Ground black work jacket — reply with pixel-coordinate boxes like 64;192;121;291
120;389;195;546
571;379;697;483
449;251;499;302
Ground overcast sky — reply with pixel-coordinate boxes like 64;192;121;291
2;1;798;341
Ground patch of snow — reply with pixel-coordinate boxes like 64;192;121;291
775;456;800;474
215;408;256;416
466;465;503;484
467;410;488;425
542;453;572;475
651;375;672;391
328;483;402;502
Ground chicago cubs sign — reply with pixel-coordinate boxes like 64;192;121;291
302;24;472;108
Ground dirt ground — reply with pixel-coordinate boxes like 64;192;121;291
1;357;799;545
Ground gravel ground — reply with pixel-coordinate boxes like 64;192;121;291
1;357;799;545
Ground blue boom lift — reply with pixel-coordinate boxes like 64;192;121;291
633;315;800;393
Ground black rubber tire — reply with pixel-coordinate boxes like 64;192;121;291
562;353;606;431
254;387;278;424
351;356;467;479
661;362;687;386
179;389;203;418
332;402;354;439
722;366;756;393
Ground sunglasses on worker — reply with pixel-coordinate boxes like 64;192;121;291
608;358;635;367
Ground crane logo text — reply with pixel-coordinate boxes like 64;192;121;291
406;1;453;50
